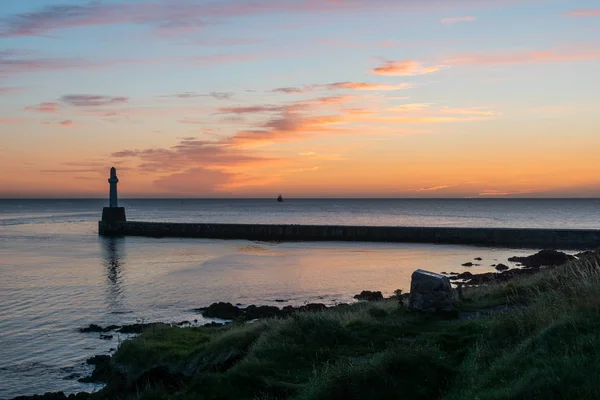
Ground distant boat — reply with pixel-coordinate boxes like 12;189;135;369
277;194;284;202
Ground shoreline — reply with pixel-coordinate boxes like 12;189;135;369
9;247;592;400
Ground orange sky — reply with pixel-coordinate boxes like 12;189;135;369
1;0;600;198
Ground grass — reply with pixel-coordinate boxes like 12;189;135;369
88;251;600;400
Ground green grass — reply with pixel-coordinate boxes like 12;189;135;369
90;253;600;400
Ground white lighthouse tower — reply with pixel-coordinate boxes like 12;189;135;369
101;167;126;222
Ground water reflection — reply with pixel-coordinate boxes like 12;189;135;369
101;237;125;310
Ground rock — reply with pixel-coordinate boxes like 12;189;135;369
99;334;113;340
508;249;575;269
203;322;224;328
353;290;384;301
474;257;483;261
298;303;327;312
78;324;120;333
244;305;281;319
449;272;474;280
79;355;113;384
408;269;454;312
461;262;480;267
202;302;244;320
117;322;167;334
495;263;509;271
86;355;110;365
9;393;90;400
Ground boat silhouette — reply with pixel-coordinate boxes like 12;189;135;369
277;194;284;202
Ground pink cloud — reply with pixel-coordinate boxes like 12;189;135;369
25;102;60;113
371;60;449;76
272;82;412;94
566;9;600;17
442;16;476;24
59;120;73;127
446;49;600;66
326;82;412;91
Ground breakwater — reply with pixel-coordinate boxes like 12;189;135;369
98;221;600;249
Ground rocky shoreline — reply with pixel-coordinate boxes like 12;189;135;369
10;248;594;400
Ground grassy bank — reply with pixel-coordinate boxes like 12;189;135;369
88;251;600;400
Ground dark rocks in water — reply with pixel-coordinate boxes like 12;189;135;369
474;257;483;261
353;290;384;301
495;263;510;272
99;334;113;340
118;322;168;334
408;270;454;312
79;355;112;384
450;267;540;285
62;373;81;380
198;301;330;321
508;249;575;269
244;305;281;320
86;355;110;366
10;392;91;400
449;272;474;281
450;272;459;275
202;302;244;320
461;262;480;267
274;299;287;303
441;271;448;274
78;324;118;333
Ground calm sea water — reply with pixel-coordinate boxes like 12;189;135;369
1;198;599;399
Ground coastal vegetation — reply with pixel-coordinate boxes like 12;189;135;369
15;249;600;400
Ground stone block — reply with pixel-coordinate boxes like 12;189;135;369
102;207;126;222
408;269;454;312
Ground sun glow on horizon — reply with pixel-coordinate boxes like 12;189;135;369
1;0;600;198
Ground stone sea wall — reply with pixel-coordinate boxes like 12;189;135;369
98;221;600;249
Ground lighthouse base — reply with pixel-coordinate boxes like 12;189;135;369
102;207;127;222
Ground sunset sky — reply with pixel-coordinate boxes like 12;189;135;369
1;0;599;198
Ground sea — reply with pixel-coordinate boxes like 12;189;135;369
1;198;600;399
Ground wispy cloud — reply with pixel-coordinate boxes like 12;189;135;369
272;82;412;94
61;95;128;107
25;102;60;113
442;16;476;24
326;82;412;91
566;9;600;17
163;92;234;100
0;1;468;38
371;60;449;76
412;185;451;192
59;120;74;127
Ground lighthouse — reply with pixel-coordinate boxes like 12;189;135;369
101;167;126;222
108;167;119;207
